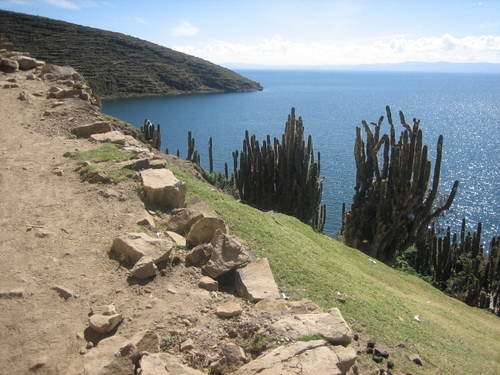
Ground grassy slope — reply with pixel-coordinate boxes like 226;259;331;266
0;10;262;98
168;164;500;375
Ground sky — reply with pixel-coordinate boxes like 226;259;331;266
1;0;499;66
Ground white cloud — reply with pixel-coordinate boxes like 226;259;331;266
173;33;500;65
45;0;78;9
170;21;199;37
134;16;149;25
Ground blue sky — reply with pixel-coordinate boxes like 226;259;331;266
1;0;499;65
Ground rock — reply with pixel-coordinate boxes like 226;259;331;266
115;158;150;171
35;229;53;238
141;168;187;209
180;338;194;352
52;167;64;176
90;130;128;144
235;258;280;302
90;304;117;316
148;159;167;169
387;360;394;369
99;188;122;199
111;232;173;265
52;87;80;99
52;285;77;300
26;73;36;80
254;298;320;316
198;276;218;291
223;342;246;365
88;313;123;334
233;340;357;375
374;348;389;358
80;91;90;101
0;288;25;298
14;55;37;70
51;101;65;108
29;357;47;371
372;355;383;363
165;231;186;247
187;197;218;218
130;256;158;279
136;212;156;229
71;121;112;138
187;217;227;246
167;208;203;234
202;231;255;279
408;354;423;366
186;244;214;267
18;91;32;102
216;301;242;318
140;353;205;375
271;308;352;346
0;57;19;72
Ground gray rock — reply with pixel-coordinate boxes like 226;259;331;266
198;276;218;291
202;230;255;279
130;256;158;279
233;340;357;375
71;121;112;138
52;285;77;300
14;55;37;70
88;313;123;334
187;217;227;246
223;342;247;365
140;168;187;209
140;353;205;375
271;308;353;346
235;258;280;302
111;232;173;265
167;208;203;234
0;57;19;73
186;244;214;267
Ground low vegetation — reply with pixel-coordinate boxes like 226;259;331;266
167;162;500;375
0;10;262;98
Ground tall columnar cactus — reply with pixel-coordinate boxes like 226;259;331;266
342;106;459;263
187;131;195;161
232;107;326;231
209;137;214;174
141;118;161;150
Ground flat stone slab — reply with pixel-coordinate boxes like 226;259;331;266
71;121;112;137
90;130;129;144
233;340;357;375
140;353;205;375
216;301;242;318
130;256;158;279
165;231;186;247
235;258;280;302
111;232;173;265
140;168;186;209
255;298;320;316
271;308;353;346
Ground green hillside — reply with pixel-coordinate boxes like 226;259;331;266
165;162;500;375
0;10;262;98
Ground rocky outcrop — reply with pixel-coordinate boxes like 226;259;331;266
233;340;356;375
71;121;112;138
235;258;280;302
140;168;187;209
111;232;173;265
202;230;255;278
140;353;205;375
0;57;18;72
271;308;353;346
168;208;204;235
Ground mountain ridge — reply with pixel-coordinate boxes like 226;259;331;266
0;9;263;98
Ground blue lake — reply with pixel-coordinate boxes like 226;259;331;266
103;70;500;242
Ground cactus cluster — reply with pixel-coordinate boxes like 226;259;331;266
414;219;499;316
187;131;200;165
141;118;161;150
232;108;325;231
342;106;459;263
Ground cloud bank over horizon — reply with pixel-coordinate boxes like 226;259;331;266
173;33;500;66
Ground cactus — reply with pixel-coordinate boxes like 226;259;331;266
342;106;459;263
209;137;214;173
232;107;325;231
140;118;161;150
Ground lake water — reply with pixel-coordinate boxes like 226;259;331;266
103;70;500;242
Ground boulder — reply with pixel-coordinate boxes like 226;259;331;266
141;168;187;209
14;55;37;70
140;353;205;375
165;231;186;247
111;232;173;265
271;308;352;346
130;256;158;279
0;58;18;73
186;244;214;267
167;208;203;234
202;231;255;279
216;301;242;318
235;258;280;302
136;212;156;229
198;276;218;291
148;159;167;169
255;298;320;316
90;304;117;316
186;217;227;246
90;130;128;144
233;340;357;375
115;158;150;170
71;121;112;138
68;331;159;375
222;343;247;365
88;313;123;334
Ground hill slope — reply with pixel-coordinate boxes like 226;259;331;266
0;10;262;98
169;164;500;374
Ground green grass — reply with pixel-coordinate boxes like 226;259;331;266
72;143;133;163
168;163;500;375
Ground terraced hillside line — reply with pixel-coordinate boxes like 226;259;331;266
0;10;263;98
